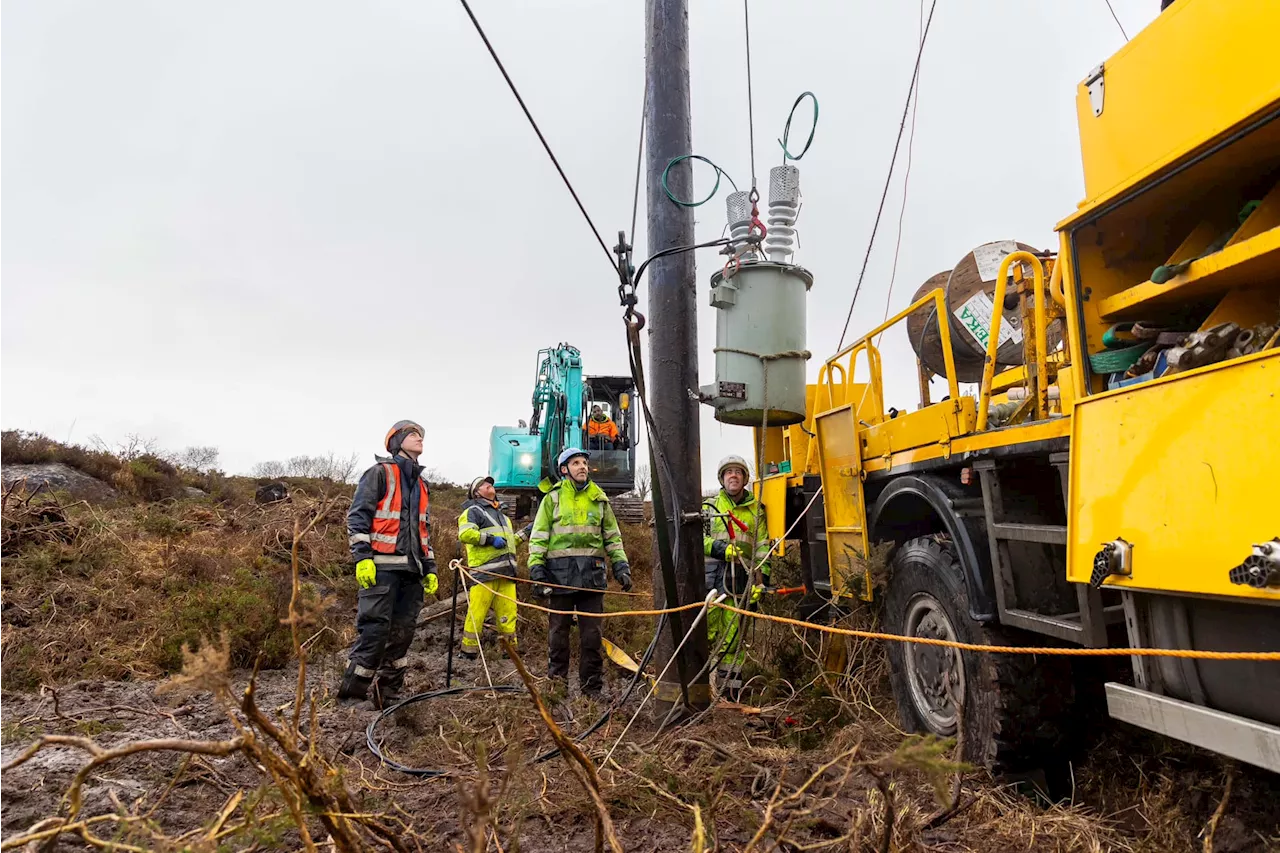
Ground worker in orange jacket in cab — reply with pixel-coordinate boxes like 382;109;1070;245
587;404;620;450
339;420;439;708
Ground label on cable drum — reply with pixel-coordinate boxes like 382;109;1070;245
972;240;1021;282
954;290;1023;350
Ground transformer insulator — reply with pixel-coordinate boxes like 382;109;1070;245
765;165;800;262
725;191;754;256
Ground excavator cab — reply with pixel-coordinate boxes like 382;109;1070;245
581;375;637;493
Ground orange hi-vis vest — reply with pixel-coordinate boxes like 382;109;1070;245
371;462;431;556
588;418;619;441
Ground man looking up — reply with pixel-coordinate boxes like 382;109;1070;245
340;420;439;708
528;447;631;698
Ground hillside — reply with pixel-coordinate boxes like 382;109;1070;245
2;432;1277;851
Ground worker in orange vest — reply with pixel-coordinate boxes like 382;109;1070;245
339;419;439;707
587;404;620;450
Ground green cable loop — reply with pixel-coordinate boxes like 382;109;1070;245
778;91;819;162
662;154;739;208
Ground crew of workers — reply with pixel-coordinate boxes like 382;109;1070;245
340;420;771;706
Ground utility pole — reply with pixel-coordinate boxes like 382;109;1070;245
645;0;710;713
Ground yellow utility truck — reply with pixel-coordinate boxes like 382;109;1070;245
752;1;1280;772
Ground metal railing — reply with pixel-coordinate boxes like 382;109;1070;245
977;252;1048;430
821;287;961;419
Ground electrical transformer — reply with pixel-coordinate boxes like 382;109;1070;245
700;164;813;426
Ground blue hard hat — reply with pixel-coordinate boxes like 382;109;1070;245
557;447;590;468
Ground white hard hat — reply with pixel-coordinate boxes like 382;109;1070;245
557;447;590;469
717;454;751;483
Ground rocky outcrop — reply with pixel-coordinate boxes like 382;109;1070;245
1;463;118;502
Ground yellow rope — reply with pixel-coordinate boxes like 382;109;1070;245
457;562;1280;661
457;565;703;618
715;602;1280;661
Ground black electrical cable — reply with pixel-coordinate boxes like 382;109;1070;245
1103;0;1130;41
632;238;733;290
366;685;523;777
456;0;617;272
836;0;939;350
366;616;668;776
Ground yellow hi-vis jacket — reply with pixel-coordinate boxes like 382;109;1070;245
457;498;520;583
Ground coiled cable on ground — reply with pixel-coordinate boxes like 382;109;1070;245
366;615;667;777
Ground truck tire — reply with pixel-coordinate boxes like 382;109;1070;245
884;536;1075;771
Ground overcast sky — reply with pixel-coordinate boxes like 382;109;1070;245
2;0;1160;487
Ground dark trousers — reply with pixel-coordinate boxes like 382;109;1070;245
548;591;605;691
351;569;424;694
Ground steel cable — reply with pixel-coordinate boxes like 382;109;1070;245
457;0;616;272
837;0;939;349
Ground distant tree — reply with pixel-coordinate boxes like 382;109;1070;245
633;464;652;502
422;467;456;488
277;452;361;482
251;460;287;479
173;445;220;473
92;433;159;462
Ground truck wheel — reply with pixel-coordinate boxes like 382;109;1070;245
884;536;1074;770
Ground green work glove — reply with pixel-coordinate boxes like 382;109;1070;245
725;543;744;561
424;573;439;596
356;559;377;590
750;584;764;605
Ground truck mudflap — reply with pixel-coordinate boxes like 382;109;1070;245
1106;683;1280;773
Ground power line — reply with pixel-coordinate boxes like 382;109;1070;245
837;0;939;350
630;84;648;246
878;0;925;332
1103;0;1130;41
456;0;617;271
743;0;758;190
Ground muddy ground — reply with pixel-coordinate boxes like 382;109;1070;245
5;603;1279;852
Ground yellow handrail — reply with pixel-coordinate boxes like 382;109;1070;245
818;361;847;411
823;287;960;414
977;251;1047;430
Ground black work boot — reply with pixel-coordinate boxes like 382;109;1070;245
372;662;409;710
338;661;375;704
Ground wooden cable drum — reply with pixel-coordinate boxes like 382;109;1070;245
904;241;1062;383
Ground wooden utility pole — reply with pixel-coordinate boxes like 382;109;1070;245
645;0;710;712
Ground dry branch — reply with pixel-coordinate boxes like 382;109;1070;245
502;638;623;853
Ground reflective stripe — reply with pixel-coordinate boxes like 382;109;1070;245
379;465;397;508
548;547;604;558
552;524;600;535
373;554;408;565
349;533;371;544
473;553;516;570
371;533;398;545
374;510;399;520
350;663;376;678
388;657;410;670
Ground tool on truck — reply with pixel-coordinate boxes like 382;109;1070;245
699;0;1280;773
488;343;644;522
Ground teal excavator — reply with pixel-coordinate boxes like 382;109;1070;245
488;343;643;521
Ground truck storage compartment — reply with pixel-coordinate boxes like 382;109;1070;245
1067;350;1280;600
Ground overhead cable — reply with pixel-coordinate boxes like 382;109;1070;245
457;0;616;271
1103;0;1130;41
837;0;939;350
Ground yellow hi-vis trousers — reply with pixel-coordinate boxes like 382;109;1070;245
462;579;518;652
